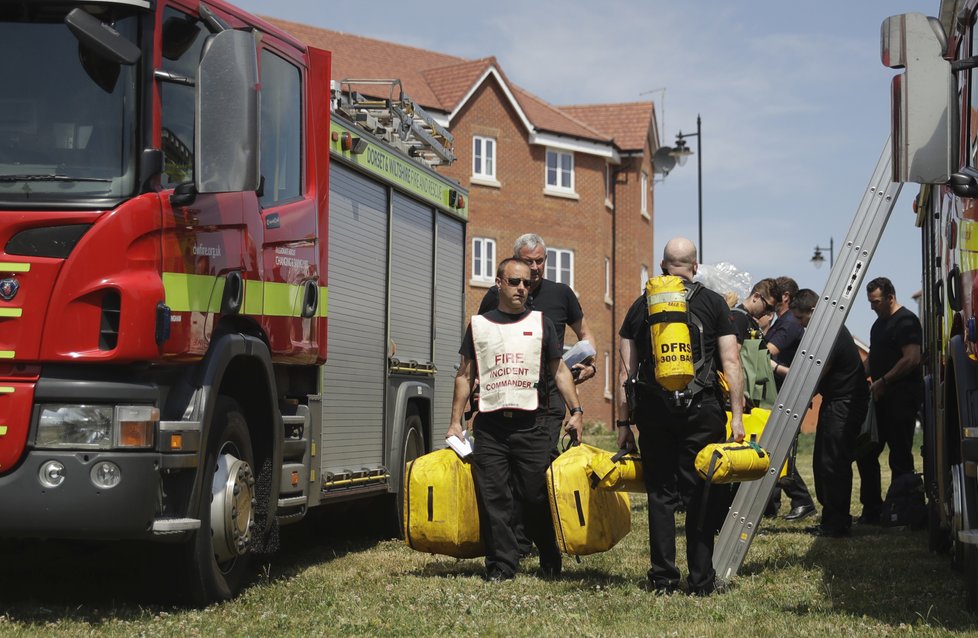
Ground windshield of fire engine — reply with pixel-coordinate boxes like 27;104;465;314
0;5;138;204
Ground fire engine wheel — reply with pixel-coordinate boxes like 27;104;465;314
393;414;425;537
186;397;256;605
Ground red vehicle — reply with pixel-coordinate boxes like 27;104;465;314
884;2;978;610
0;0;467;603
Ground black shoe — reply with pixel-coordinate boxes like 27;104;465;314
485;570;515;582
641;579;679;595
784;504;816;521
805;524;850;538
764;501;781;518
855;511;882;526
688;584;716;597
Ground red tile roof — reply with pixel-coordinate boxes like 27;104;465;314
263;17;643;148
560;102;656;152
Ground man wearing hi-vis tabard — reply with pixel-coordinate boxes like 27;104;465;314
618;237;744;596
447;258;583;582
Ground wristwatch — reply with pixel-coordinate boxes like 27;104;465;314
569;406;584;416
615;420;632;428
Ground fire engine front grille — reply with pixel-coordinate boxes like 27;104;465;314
99;290;121;350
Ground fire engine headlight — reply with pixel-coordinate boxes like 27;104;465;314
37;405;113;449
90;461;121;489
38;460;66;488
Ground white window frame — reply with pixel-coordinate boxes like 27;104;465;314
641;265;649;292
604;257;613;305
641;171;649;218
545;148;575;195
546;247;574;289
471;237;496;285
472;135;498;185
603;351;612;399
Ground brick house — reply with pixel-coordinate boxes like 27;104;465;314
267;19;658;427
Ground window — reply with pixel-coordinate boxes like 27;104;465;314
546;248;574;288
472;237;496;282
473;136;496;180
604;351;612;398
641;172;649;217
641;265;649;292
260;50;302;206
604;257;612;304
546;149;574;192
160;8;208;187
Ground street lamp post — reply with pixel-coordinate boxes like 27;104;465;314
811;237;834;269
672;116;702;260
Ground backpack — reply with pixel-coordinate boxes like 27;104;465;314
731;307;777;410
880;473;927;529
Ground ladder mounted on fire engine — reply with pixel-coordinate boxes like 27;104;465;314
332;78;455;167
712;137;904;582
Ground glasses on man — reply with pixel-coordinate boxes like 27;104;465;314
763;298;777;314
505;277;533;288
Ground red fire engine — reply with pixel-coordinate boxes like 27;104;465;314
0;0;467;603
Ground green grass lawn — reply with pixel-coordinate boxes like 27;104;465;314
0;426;975;637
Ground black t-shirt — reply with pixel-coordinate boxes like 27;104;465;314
730;304;763;345
817;325;869;401
478;278;583;348
618;283;734;386
460;308;562;427
868;306;923;389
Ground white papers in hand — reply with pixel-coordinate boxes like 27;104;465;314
563;339;596;368
446;433;473;458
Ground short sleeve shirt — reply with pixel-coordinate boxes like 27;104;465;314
818;325;869;401
461;308;562;427
730;304;763;345
868;306;923;389
766;311;804;366
478;278;583;348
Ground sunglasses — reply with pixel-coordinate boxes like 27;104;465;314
505;277;533;288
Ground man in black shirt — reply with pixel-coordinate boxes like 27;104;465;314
861;277;922;522
447;258;583;581
789;289;869;537
617;237;744;596
730;278;778;345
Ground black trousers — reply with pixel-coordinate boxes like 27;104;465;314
813;396;868;532
471;415;560;578
769;438;814;510
856;387;920;514
635;393;727;592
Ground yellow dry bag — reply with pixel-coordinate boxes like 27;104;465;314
403;448;484;558
547;442;631;556
725;408;787;479
695;436;771;484
646;275;695;391
587;447;645;493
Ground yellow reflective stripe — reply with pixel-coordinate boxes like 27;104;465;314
0;351;15;359
263;281;300;317
959;251;978;273
0;308;22;317
0;263;29;273
163;273;224;313
0;425;6;436
162;273;328;318
0;387;14;394
244;279;263;315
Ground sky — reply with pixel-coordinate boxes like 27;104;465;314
233;0;931;341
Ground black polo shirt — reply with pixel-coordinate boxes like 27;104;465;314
478;278;583;348
818;325;869;402
868;306;923;390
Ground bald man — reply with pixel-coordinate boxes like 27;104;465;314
617;237;744;596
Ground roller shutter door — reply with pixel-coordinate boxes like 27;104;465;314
389;192;434;364
432;214;465;439
321;163;388;472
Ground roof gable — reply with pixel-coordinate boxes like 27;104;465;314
560;102;656;152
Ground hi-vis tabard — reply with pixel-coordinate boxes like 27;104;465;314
472;312;543;412
646;275;695;391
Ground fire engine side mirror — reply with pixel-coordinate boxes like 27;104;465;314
195;29;260;194
882;13;957;184
65;8;140;66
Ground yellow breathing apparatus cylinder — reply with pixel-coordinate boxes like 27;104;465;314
646;275;695;392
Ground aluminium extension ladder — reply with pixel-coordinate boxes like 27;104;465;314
712;138;904;581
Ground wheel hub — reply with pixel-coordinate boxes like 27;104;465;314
210;450;256;563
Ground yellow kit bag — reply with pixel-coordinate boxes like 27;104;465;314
547;442;631;556
725;408;787;479
646;275;695;391
403;448;484;558
695;436;771;484
587;446;645;493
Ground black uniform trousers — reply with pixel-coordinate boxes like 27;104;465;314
813;396;868;532
471;414;561;578
856;387;920;515
635;392;727;593
513;391;565;555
